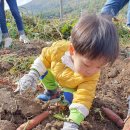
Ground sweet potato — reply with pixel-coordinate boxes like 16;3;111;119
102;106;124;128
17;111;49;130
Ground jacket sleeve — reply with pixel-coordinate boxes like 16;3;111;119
39;47;52;68
39;40;68;68
73;72;100;110
69;72;100;125
30;46;53;76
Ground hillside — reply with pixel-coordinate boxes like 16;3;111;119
23;0;106;18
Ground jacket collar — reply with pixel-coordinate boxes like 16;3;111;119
61;51;74;71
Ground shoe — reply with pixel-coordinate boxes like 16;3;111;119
0;31;2;44
112;17;119;22
4;37;12;48
37;90;60;101
19;34;30;44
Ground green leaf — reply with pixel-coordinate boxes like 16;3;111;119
53;113;66;121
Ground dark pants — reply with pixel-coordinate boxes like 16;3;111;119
0;0;24;37
101;0;130;26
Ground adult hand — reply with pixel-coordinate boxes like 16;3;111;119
123;117;130;130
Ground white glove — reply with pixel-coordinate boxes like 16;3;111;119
14;70;39;94
61;122;79;130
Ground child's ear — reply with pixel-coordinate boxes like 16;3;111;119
69;44;75;55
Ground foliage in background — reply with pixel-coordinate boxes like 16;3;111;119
23;0;106;17
2;2;130;75
6;11;77;41
5;6;130;45
59;19;77;39
115;20;130;45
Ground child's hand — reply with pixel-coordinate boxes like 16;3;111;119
123;117;130;130
61;122;79;130
14;70;39;94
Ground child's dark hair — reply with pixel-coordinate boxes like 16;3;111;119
71;14;119;64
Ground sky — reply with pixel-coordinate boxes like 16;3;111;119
5;0;32;10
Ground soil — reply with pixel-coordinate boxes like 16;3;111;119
0;40;130;130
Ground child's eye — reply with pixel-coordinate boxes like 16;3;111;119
85;64;90;68
82;62;90;68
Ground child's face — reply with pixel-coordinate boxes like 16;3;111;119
72;52;107;76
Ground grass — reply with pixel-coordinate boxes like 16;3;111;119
1;54;35;75
5;10;130;46
5;11;77;41
9;56;35;75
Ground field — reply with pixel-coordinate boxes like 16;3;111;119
0;7;130;129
